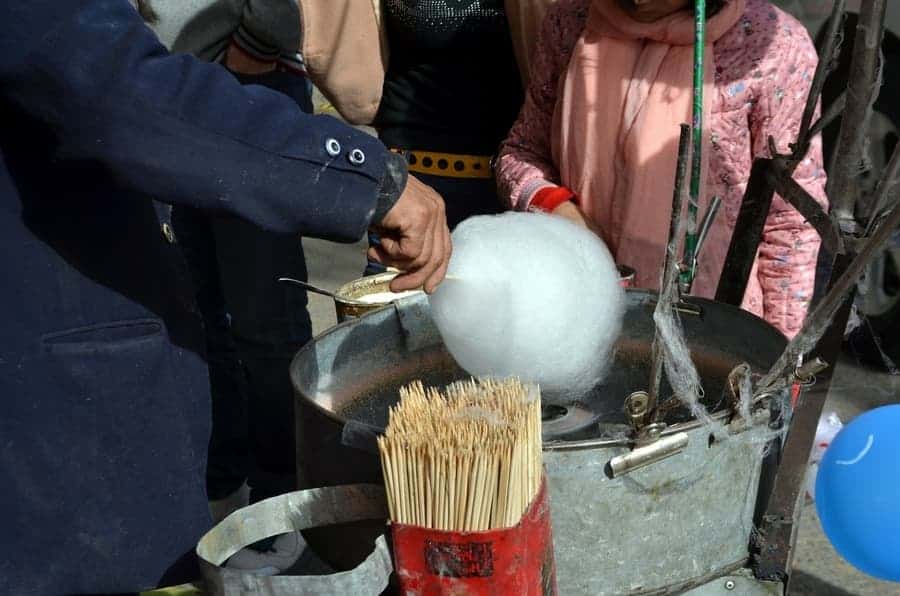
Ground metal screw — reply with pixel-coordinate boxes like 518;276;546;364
641;422;666;443
724;579;736;591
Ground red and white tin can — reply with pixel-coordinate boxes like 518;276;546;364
391;476;557;596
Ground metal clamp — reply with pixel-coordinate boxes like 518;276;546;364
754;357;830;403
793;357;829;386
625;391;651;432
607;429;690;478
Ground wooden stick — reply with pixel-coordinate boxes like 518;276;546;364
378;378;544;531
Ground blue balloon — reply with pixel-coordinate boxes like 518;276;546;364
816;404;900;582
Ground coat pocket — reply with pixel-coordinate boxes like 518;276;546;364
37;317;195;469
31;318;211;588
41;318;163;351
38;317;207;462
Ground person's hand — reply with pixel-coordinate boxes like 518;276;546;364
369;175;451;294
552;201;604;237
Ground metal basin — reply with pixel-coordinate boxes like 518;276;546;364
290;290;787;592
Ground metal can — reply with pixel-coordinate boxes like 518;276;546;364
333;272;425;323
391;476;557;596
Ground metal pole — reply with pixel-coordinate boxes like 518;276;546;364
758;167;900;393
752;1;890;583
863;138;900;234
715;0;848;305
827;0;887;231
648;125;692;416
714;158;778;305
795;0;847;152
679;0;707;291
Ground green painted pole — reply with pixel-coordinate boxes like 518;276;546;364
680;0;706;291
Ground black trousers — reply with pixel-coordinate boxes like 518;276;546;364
173;208;312;501
172;69;314;503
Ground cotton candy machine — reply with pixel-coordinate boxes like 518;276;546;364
290;289;789;594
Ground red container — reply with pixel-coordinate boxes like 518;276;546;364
791;381;802;408
391;477;556;596
618;265;636;288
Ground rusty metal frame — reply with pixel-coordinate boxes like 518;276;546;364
721;0;896;586
715;0;848;306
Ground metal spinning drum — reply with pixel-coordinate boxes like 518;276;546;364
290;290;788;595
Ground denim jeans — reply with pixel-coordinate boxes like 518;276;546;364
173;208;312;502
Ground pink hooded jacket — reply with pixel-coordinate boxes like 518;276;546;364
496;0;828;338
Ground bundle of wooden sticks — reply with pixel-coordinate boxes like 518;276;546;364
377;378;542;532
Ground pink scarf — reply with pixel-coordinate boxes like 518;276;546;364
552;0;745;294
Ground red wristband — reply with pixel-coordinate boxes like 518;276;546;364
531;186;576;213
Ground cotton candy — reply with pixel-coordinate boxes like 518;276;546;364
429;212;625;402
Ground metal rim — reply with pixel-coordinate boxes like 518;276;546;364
291;290;786;449
333;272;402;306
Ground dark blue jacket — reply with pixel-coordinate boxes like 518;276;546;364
0;1;391;593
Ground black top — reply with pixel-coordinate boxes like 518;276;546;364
375;0;525;155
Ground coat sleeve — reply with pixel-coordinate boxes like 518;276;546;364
750;21;829;338
496;0;586;210
231;0;302;62
0;0;390;242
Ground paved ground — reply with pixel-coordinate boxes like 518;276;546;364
299;236;900;595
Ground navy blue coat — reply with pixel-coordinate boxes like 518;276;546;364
0;1;390;593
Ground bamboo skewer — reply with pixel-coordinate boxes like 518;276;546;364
377;378;543;531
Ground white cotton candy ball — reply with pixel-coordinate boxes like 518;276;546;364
429;212;625;403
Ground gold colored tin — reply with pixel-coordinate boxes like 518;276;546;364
333;272;422;322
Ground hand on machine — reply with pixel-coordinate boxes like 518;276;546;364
369;175;452;295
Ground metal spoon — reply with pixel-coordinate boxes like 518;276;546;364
279;273;460;302
277;277;365;303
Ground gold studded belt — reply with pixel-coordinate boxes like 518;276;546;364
391;149;494;179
